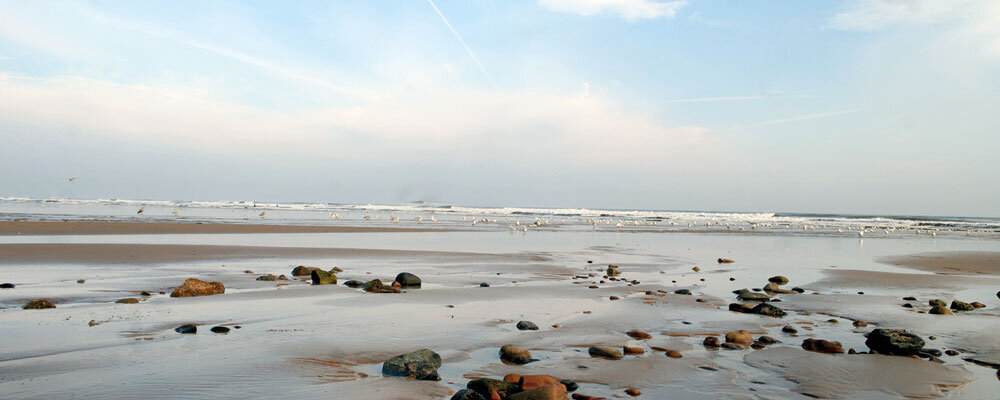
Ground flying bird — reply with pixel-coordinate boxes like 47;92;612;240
68;177;77;182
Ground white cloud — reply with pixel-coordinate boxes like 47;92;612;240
538;0;687;21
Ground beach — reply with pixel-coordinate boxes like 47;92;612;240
1;201;999;399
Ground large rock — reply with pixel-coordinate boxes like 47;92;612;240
23;299;55;309
507;384;568;400
381;349;441;380
467;378;519;399
802;338;845;354
343;280;364;288
504;374;561;391
588;345;623;360
734;288;770;301
451;389;487;400
291;266;321;276
929;305;954;315
950;300;975;311
500;344;534;364
394;272;422;288
725;330;753;345
865;329;925;356
752;302;786;317
170;278;225;297
311;270;337;285
362;279;400;293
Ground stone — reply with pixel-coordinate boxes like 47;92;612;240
865;329;925;356
311;269;337;285
170;278;225;297
624;388;641;396
692;266;701;272
674;289;692;295
343;280;363;288
243;270;254;274
560;379;578;392
451;389;487;400
929;299;946;307
782;325;798;334
291;266;320;276
588;346;623;360
362;279;400;293
0;283;14;289
256;274;277;281
757;335;780;345
23;299;55;309
950;300;975;311
665;350;683;358
606;265;621;276
751;341;766;350
508;384;568;400
717;258;734;263
116;298;139;304
480;283;490;287
971;302;986;308
623;346;644;355
88;320;99;327
946;349;960;356
802;338;845;354
903;296;917;301
763;282;795;294
720;342;744;350
139;291;152;296
175;324;197;334
571;394;605;400
331;267;344;273
626;329;652;340
768;276;789;285
500;344;534;364
929;305;954;315
853;320;869;327
467;378;519;399
609;296;620;300
394;272;422;288
725;330;753;345
735;288;770;301
703;337;721;347
210;326;230;334
902;303;914;308
504;374;560;391
791;287;806;293
728;303;754;313
752;302;786;317
77;279;86;284
381;349;441;380
921;348;943;357
517;321;539;331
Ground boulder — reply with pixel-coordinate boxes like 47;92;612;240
174;324;197;334
929;299;946;307
865;329;925;355
394;272;422;288
734;288;770;301
170;278;225;297
728;303;754;313
23;299;55;309
588;346;623;360
467;378;519;399
362;279;400;293
381;349;441;380
802;338;845;354
311;270;337;285
606;265;621;276
674;289;692;295
504;374;560;391
752;302;786;317
508;384;568;400
560;380;578;392
768;276;789;285
782;325;798;334
517;321;539;331
451;389;487;400
291;266;321;276
757;335;780;345
950;300;975;311
500;344;534;364
725;330;753;345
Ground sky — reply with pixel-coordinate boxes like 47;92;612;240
0;0;998;216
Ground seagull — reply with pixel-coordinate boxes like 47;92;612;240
137;207;144;214
363;214;371;220
857;231;864;237
259;211;266;217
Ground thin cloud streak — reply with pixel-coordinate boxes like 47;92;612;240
735;109;859;130
426;0;498;90
669;95;762;103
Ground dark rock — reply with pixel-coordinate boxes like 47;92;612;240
853;320;868;327
479;282;490;287
717;258;734;263
606;265;621;276
116;298;139;304
903;296;917;301
674;289;692;295
902;303;914;308
170;278;225;297
703;336;720;347
560;379;579;392
971;302;986;308
23;299;55;309
950;300;975;311
757;335;779;345
802;338;845;354
139;291;152;296
291;266;320;276
929;305;954;315
343;280;363;288
210;326;230;334
499;344;534;364
381;349;441;380
929;299;946;307
720;342;744;350
763;282;795;294
768;276;789;285
175;324;197;334
782;325;798;334
865;329;925;355
77;279;86;284
751;341;766;350
516;320;539;331
451;389;487;400
0;283;14;289
467;378;519;398
256;274;277;281
735;288;770;301
362;279;399;293
922;348;943;357
791;287;805;293
728;303;754;313
394;272;421;288
311;269;337;285
588;345;623;359
752;302;786;317
946;349;960;356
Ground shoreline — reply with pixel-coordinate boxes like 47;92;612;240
0;220;453;236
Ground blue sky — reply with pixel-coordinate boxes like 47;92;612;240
0;0;997;216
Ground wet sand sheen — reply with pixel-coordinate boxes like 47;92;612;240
879;251;1000;275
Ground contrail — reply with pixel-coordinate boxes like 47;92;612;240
426;0;497;90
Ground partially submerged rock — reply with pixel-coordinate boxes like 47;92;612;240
588;346;623;360
929;305;954;315
23;299;55;309
362;279;400;293
752;302;786;317
0;283;14;289
508;383;568;400
802;338;845;354
950;300;974;311
450;389;487;400
175;324;197;334
311;269;337;285
718;258;735;263
725;330;753;345
394;272;421;288
256;274;277;281
116;298;139;304
500;344;534;364
211;326;230;333
734;288;770;301
170;278;225;297
865;329;925;356
343;280;363;288
291;266;321;276
606;265;621;276
381;349;441;381
763;282;796;294
768;276;789;285
516;320;539;331
626;329;652;340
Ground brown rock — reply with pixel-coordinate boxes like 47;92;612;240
291;266;320;276
802;338;845;354
609;296;620;301
703;336;720;347
725;330;753;345
499;345;534;364
503;374;560;391
623;346;644;355
717;258;734;263
507;383;568;400
116;298;139;304
624;388;641;396
971;302;986;309
929;305;954;315
88;320;99;326
853;320;868;327
665;350;683;358
626;329;652;340
170;278;225;297
23;299;55;309
571;394;605;400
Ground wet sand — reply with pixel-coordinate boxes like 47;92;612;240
0;220;449;235
879;251;1000;275
1;222;999;399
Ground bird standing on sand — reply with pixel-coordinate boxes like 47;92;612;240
259;211;266;217
137;207;144;214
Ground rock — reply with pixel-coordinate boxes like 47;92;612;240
571;394;603;400
971;302;986;308
381;349;441;380
623;346;644;355
116;298;139;304
362;279;400;293
291;266;320;276
720;342;744;350
902;303;914;308
504;374;561;391
929;299;946;307
674;289;692;295
717;258;734;263
467;378;519;399
394;272;421;288
853;320;869;327
517;321;539;331
23;299;55;309
665;350;683;358
508;384;568;400
735;288;770;301
921;348;943;357
802;338;845;354
865;329;925;355
609;296;619;301
210;326;230;334
946;349;960;356
950;300;975;311
278;275;288;280
88;319;100;326
692;266;701;272
752;302;786;317
480;282;490;287
757;335;780;345
626;329;652;340
256;274;277;281
903;296;917;301
782;325;798;334
763;282;795;294
331;267;344;273
624;388;641;396
500;344;534;364
311;269;338;285
343;280;363;288
728;303;754;313
725;330;753;345
175;324;197;334
561;379;578;392
139;291;152;296
791;287;806;293
703;337;721;347
170;278;225;297
77;279;86;284
588;346;623;360
929;305;954;315
243;270;254;274
0;283;14;289
451;389;487;400
606;265;621;276
768;276;789;285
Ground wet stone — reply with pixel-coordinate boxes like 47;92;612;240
516;321;539;331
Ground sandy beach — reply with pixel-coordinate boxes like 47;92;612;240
1;215;998;400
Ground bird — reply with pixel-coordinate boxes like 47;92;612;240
172;209;180;216
137;207;144;214
857;231;864;237
68;177;77;182
259;211;266;217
